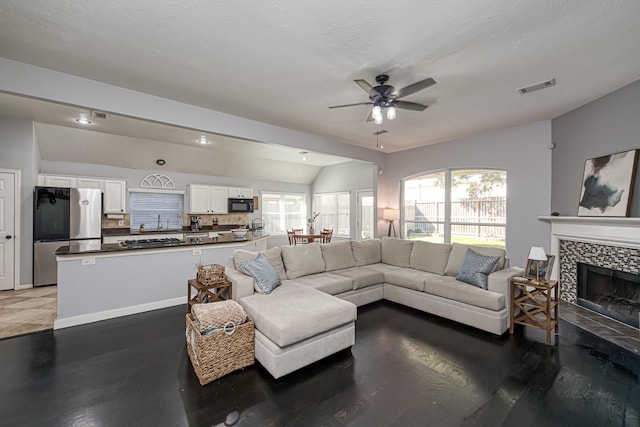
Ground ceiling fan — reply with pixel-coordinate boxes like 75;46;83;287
329;74;436;124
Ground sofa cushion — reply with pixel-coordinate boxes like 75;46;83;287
456;249;500;289
409;241;453;275
321;241;356;271
383;268;429;292
362;263;404;275
281;243;325;279
444;244;506;276
351;239;382;266
381;237;413;267
423;275;505;311
236;253;282;294
332;267;385;290
287;272;353;295
233;247;287;281
239;282;357;347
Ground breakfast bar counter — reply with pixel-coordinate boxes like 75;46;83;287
54;234;268;329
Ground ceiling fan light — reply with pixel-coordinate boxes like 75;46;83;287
374;115;383;125
372;105;383;120
386;106;396;120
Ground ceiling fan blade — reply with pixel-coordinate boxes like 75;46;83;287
395;100;429;111
394;77;436;99
366;110;374;122
354;79;374;95
328;102;373;109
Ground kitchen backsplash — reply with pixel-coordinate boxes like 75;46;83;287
103;213;250;229
182;213;250;226
102;214;130;229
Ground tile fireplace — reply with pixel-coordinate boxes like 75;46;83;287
541;215;640;353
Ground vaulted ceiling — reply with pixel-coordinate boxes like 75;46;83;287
1;0;640;154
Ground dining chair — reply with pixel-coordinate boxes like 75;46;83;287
293;234;308;245
321;228;333;243
287;230;296;245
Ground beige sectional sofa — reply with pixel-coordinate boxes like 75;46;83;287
226;237;522;378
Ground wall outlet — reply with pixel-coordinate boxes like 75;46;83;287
192;249;202;256
118;219;124;226
81;258;96;266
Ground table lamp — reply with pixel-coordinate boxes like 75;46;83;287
383;208;399;237
528;246;547;285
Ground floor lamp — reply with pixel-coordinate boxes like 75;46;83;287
383;209;399;237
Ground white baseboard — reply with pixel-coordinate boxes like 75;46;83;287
14;283;33;290
53;297;185;329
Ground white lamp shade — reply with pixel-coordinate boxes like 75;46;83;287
386;106;397;120
528;246;547;261
382;208;399;221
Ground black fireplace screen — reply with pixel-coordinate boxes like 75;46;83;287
577;262;640;328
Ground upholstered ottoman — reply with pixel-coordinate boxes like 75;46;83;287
239;282;357;379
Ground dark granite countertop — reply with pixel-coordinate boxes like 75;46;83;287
56;232;269;256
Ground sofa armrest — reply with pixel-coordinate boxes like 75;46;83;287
487;267;524;315
225;268;255;301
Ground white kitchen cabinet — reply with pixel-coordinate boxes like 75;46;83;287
75;177;104;189
38;175;75;188
187;185;228;214
104;179;127;213
228;187;253;199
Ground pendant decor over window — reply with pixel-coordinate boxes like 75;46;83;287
140;173;176;189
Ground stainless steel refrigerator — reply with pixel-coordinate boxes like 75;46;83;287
34;187;102;286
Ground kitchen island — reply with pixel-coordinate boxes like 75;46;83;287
54;232;268;329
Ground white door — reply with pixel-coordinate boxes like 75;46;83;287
357;190;374;240
0;172;16;290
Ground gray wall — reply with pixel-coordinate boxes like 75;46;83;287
380;121;553;267
0;116;36;285
311;160;377;238
551;79;640;216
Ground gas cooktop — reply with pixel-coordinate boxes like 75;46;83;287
120;238;185;248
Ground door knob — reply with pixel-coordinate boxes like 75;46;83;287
5;235;12;239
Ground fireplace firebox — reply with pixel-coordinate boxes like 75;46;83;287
577;262;640;329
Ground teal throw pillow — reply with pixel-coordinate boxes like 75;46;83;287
456;248;500;290
237;253;281;294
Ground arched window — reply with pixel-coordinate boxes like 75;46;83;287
402;169;506;248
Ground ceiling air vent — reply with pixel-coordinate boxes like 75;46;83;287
518;78;556;95
92;111;108;119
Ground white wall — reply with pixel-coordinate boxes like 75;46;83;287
379;121;553;266
0;58;386;169
0;116;37;285
311;160;377;238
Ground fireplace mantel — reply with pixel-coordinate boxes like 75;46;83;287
539;216;640;280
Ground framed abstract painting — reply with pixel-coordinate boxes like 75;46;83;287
578;149;638;217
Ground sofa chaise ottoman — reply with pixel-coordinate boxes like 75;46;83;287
238;281;356;379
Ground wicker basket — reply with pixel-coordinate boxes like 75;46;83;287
196;263;226;285
185;314;255;385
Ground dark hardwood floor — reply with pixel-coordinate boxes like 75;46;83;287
0;300;638;427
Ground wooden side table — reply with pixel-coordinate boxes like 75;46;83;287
187;279;232;313
509;277;559;345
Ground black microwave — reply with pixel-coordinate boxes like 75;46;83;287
228;198;254;213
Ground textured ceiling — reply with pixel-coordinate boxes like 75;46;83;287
1;0;640;153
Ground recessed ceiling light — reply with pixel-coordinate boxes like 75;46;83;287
156;159;166;166
75;112;92;125
299;151;309;161
197;136;209;144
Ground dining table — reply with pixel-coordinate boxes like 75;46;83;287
292;233;325;244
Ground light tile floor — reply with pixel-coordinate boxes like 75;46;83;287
0;286;56;340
